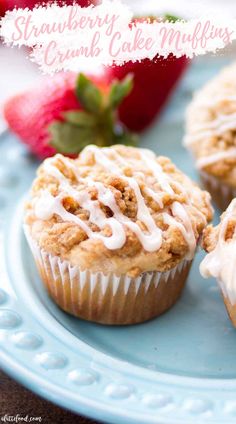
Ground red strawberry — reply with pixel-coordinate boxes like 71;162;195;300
4;72;137;159
106;17;189;132
0;0;94;16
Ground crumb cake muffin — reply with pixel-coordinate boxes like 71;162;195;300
200;199;236;327
184;62;236;210
24;144;212;325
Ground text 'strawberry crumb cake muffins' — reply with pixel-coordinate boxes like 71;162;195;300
200;199;236;327
184;62;236;210
24;145;212;325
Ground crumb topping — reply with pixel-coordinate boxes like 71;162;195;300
202;199;236;253
200;199;236;304
25;145;212;275
185;62;236;186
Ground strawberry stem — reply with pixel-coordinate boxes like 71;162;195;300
48;73;137;154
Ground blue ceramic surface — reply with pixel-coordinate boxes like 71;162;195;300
1;57;236;424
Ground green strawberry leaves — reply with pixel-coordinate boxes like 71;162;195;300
109;74;133;109
113;125;138;146
49;121;137;154
164;14;181;22
63;110;97;127
49;73;138;154
49;122;95;154
76;73;103;114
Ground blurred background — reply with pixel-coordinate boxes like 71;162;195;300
0;0;236;134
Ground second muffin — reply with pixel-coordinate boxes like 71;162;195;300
200;198;236;327
24;145;212;325
184;62;236;210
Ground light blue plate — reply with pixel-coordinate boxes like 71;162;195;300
1;57;236;424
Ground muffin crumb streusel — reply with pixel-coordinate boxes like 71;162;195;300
185;62;236;187
25;145;212;276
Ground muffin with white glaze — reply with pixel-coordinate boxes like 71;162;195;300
184;62;236;210
200;199;236;327
24;144;212;325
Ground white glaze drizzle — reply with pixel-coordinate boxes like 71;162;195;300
189;112;236;135
81;146;164;251
200;198;236;304
36;161;126;250
184;111;236;147
184;90;236;169
104;147;165;207
163;202;196;260
33;145;199;256
193;94;236;109
196;147;236;169
139;148;174;195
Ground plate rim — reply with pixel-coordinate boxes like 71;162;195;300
1;131;236;424
8;199;236;388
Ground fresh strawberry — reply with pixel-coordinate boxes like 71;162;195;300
4;72;137;159
106;17;189;132
0;0;94;16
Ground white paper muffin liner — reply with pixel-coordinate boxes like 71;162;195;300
24;226;192;325
217;284;236;328
210;278;236;327
200;171;236;211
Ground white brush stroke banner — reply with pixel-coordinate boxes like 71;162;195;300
0;0;235;74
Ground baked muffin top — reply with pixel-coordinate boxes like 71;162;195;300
25;145;212;276
184;62;236;187
200;198;236;304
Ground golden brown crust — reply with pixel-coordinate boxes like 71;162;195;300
25;145;212;275
202;208;236;253
185;62;236;186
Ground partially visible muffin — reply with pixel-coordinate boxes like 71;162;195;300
184;62;236;210
200;198;236;326
25;144;213;325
